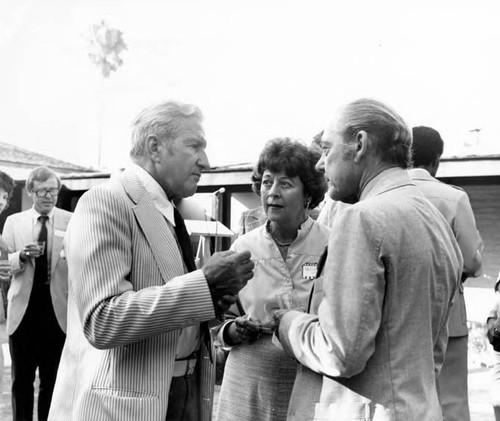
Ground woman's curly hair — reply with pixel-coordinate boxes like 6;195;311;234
251;137;326;209
0;170;15;199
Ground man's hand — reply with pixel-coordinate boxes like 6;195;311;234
21;243;44;261
202;250;254;314
226;314;263;345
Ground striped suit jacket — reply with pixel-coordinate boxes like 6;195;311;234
48;168;216;421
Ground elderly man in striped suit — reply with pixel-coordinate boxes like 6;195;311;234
48;101;254;421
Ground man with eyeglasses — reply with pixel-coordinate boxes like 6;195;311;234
3;166;72;421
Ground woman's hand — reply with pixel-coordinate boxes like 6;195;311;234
227;314;263;345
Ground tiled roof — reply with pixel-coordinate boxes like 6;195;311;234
0;141;95;172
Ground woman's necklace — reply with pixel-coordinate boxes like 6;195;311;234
273;237;293;248
266;221;293;247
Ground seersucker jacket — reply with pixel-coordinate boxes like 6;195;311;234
48;168;216;421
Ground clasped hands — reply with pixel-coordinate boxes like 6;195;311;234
224;309;294;345
202;250;254;316
225;314;263;345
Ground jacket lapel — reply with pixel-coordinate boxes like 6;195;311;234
50;209;65;274
120;169;184;284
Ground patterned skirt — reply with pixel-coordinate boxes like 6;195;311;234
215;333;298;421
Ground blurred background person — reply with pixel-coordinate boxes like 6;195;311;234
316;195;350;227
215;138;330;421
410;126;483;421
0;170;15;384
487;272;500;421
3;166;72;421
237;205;266;237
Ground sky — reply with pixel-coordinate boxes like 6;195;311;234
0;0;499;170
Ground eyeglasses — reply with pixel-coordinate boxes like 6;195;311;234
33;188;60;198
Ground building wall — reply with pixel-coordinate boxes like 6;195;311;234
461;183;500;288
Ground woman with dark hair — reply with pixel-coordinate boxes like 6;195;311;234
0;170;15;383
487;272;500;420
215;138;330;421
0;170;15;280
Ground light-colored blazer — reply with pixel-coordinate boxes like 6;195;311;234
3;207;72;335
48;168;216;421
279;168;463;421
410;168;483;336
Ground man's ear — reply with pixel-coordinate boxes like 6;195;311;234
428;155;440;177
353;130;369;163
146;135;162;162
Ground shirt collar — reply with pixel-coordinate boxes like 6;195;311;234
359;167;414;201
264;216;315;245
127;163;176;226
30;207;55;225
408;167;434;181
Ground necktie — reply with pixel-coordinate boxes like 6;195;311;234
34;215;49;285
173;207;213;353
173;207;196;273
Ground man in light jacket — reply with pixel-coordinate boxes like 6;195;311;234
3;166;72;421
410;125;483;421
274;98;463;420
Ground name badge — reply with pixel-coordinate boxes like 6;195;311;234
54;229;66;238
302;263;317;280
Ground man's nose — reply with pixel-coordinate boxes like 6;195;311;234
315;155;325;173
198;150;210;170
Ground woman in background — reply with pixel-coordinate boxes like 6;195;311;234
0;170;15;383
487;272;500;421
215;138;330;421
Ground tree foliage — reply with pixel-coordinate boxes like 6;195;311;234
88;21;127;78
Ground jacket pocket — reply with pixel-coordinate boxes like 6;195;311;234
82;387;162;421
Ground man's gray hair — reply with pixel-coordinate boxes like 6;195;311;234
26;166;61;192
130;101;203;158
341;98;412;168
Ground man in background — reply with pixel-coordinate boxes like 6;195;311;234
3;166;71;421
275;98;463;420
48;100;254;421
410;125;483;421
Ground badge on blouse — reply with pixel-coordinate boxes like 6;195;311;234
302;263;317;280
